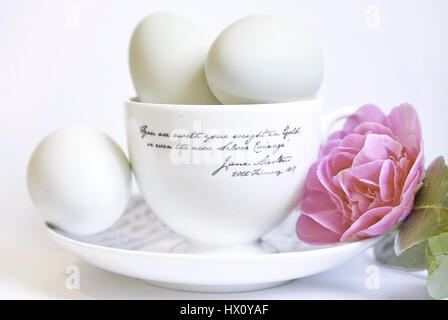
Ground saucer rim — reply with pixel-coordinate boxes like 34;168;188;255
45;223;383;261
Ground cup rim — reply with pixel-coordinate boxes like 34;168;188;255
125;97;322;112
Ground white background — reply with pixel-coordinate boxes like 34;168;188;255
0;0;446;299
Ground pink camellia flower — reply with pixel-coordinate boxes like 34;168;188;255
296;104;424;244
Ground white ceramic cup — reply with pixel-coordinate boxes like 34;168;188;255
125;98;353;254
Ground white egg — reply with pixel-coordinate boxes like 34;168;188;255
27;126;131;235
205;15;324;104
129;13;219;105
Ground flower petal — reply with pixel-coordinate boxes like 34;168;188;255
358;199;413;238
300;190;346;234
331;151;355;173
387;103;422;156
402;146;424;194
340;206;393;241
348;160;384;186
340;133;366;150
354;122;394;137
305;161;326;192
296;214;341;245
320;139;341;157
352;134;402;166
343;104;388;133
379;159;396;203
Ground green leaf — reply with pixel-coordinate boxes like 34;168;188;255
426;232;448;299
374;232;427;270
397;156;448;254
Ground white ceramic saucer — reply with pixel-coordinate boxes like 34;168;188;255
46;196;382;293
